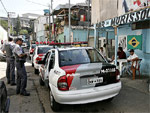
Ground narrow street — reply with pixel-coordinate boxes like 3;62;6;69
0;60;149;113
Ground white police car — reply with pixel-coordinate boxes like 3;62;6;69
32;45;53;74
39;47;121;111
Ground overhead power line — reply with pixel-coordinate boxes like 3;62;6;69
26;0;48;7
0;0;8;13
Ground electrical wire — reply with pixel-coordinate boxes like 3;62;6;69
26;0;48;7
0;0;8;13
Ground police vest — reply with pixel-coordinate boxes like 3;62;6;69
5;44;13;57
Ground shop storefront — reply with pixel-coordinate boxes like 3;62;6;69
97;7;150;76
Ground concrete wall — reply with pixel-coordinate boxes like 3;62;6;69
36;30;46;42
57;33;64;43
64;27;70;42
64;26;95;42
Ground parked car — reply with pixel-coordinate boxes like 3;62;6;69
32;45;53;74
0;81;10;113
29;44;36;60
38;47;121;111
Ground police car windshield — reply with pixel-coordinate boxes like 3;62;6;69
38;47;51;54
59;49;105;67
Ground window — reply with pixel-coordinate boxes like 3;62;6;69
48;51;55;71
45;52;51;68
38;47;52;54
59;49;105;67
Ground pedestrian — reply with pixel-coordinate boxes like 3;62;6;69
99;47;107;58
117;47;126;59
2;38;16;85
13;38;30;96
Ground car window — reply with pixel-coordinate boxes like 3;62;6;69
45;52;51;68
38;47;52;54
48;51;55;71
59;49;105;67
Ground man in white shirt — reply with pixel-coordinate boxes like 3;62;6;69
125;49;139;75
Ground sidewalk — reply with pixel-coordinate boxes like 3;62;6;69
0;61;44;113
121;75;150;94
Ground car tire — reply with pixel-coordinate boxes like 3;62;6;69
39;77;44;86
49;89;60;111
105;97;114;102
29;56;31;60
34;68;39;74
0;81;7;113
32;62;34;67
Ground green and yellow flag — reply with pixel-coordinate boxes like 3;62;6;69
127;35;142;50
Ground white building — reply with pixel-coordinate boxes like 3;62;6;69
34;16;50;42
0;25;8;47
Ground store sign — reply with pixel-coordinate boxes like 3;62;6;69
127;35;142;50
100;8;150;27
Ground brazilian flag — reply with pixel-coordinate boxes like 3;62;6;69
127;35;142;50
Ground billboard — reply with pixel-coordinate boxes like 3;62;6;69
119;0;149;16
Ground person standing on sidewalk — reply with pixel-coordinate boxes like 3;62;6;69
13;38;30;96
2;38;16;85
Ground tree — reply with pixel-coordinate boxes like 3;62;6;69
0;20;8;30
15;15;21;35
20;29;28;35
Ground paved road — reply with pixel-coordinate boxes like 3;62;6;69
0;60;149;113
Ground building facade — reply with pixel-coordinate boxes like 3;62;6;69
91;0;150;76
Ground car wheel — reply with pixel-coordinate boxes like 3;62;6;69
29;56;31;60
32;62;34;67
49;89;60;111
39;77;44;86
105;97;114;102
34;68;39;74
0;81;7;112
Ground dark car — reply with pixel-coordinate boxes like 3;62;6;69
0;81;10;113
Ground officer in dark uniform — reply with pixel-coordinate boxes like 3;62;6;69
13;38;30;96
2;38;16;85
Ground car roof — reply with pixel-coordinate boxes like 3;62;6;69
37;45;53;48
51;47;94;51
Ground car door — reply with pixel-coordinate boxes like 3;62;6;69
43;52;51;80
40;52;51;80
48;50;56;86
32;47;36;63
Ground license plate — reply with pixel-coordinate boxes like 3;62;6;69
87;77;103;85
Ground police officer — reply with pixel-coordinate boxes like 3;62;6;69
13;38;30;96
2;38;16;85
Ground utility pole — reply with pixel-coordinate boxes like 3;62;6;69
7;12;15;38
7;13;10;37
51;0;55;41
69;0;71;43
49;4;51;41
87;0;90;43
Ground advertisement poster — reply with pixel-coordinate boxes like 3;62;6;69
127;35;142;50
118;35;127;51
119;0;149;15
